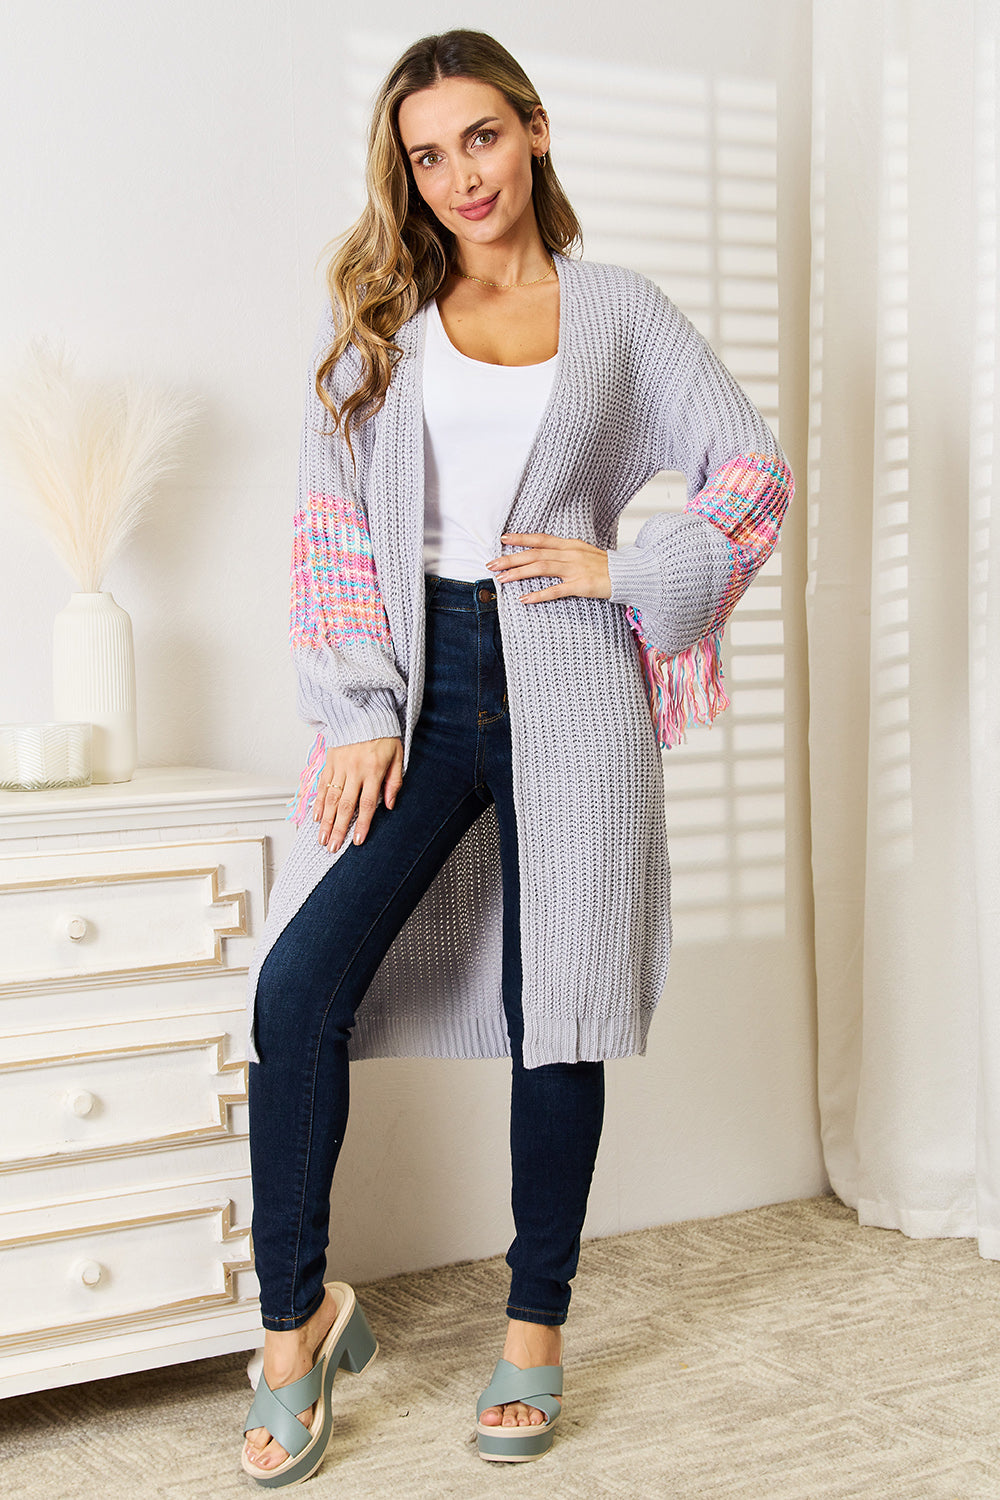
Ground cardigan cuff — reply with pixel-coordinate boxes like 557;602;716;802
314;687;403;750
606;543;664;620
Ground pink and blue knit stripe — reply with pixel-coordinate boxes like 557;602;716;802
286;492;393;824
629;451;793;749
290;492;392;651
689;452;791;633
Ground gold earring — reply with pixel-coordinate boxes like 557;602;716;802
537;152;547;168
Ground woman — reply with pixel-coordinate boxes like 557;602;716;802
241;27;792;1487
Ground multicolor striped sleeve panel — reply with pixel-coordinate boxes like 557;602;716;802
290;492;392;652
628;452;793;750
687;452;793;632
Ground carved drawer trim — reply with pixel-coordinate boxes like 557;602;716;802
0;1189;255;1349
0;1032;247;1172
0;837;265;990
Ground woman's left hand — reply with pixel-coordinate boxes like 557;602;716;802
487;532;612;602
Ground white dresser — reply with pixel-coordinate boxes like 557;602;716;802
0;767;295;1399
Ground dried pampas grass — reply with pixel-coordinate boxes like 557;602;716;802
1;340;200;593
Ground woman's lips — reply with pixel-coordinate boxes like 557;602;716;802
456;192;499;220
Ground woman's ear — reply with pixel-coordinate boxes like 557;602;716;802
530;104;551;158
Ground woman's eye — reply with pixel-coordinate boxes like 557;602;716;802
413;131;494;168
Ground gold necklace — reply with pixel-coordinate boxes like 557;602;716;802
454;256;555;291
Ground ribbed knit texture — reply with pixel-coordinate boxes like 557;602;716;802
245;254;793;1069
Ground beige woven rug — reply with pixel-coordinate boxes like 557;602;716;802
2;1197;998;1498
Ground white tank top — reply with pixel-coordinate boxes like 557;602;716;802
421;296;558;581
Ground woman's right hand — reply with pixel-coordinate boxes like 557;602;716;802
313;736;403;851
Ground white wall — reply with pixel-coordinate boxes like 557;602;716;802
0;0;824;1286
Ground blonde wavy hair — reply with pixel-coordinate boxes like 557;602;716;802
317;29;582;456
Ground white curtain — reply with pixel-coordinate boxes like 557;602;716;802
808;0;1000;1255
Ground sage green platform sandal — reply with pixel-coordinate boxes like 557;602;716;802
242;1281;378;1489
476;1359;564;1462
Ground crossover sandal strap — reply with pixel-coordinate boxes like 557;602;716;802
244;1363;323;1460
476;1359;564;1424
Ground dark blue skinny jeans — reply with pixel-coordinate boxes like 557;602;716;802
249;574;605;1333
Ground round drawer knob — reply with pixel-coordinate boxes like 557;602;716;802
74;1259;105;1289
66;916;89;942
66;1089;97;1118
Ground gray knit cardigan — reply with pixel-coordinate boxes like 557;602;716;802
245;252;793;1069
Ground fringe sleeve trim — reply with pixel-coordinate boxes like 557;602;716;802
627;451;793;749
285;730;328;826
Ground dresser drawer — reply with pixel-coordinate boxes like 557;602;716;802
0;1017;246;1171
0;838;264;987
0;1181;255;1346
0;770;289;1396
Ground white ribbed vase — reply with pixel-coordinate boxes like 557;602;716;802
52;592;137;784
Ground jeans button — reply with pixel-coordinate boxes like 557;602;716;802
478;587;495;602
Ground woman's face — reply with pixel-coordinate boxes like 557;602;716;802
397;76;548;252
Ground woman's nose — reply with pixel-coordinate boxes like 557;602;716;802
454;160;481;194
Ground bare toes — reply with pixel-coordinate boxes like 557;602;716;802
481;1396;558;1430
244;1433;291;1471
244;1427;269;1462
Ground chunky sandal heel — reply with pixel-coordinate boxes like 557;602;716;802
242;1281;379;1488
338;1301;378;1374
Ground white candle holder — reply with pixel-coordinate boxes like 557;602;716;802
0;723;93;791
